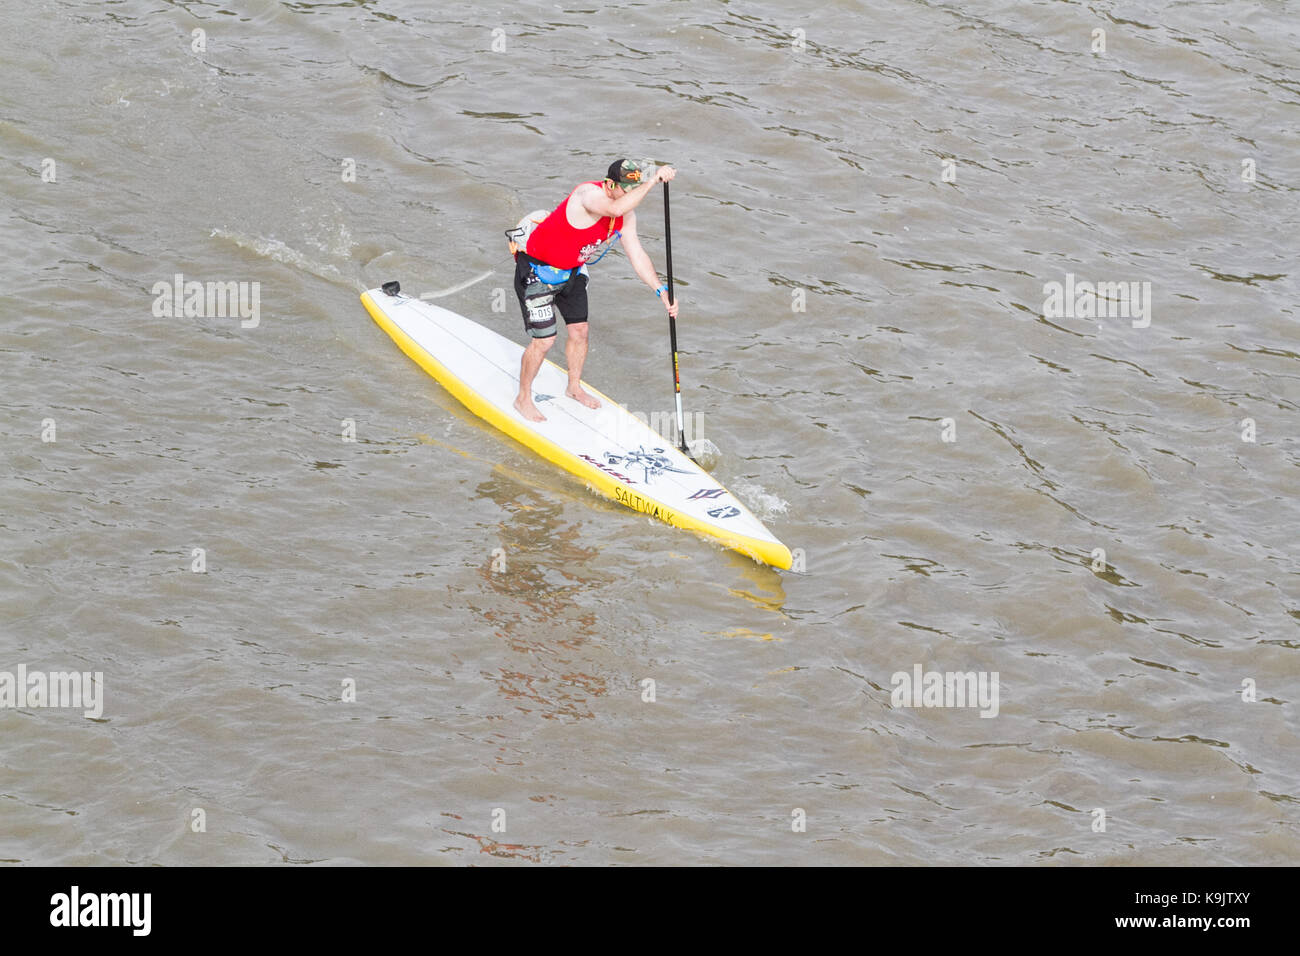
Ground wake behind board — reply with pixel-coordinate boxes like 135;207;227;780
361;283;792;570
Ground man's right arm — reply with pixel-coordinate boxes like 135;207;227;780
582;166;675;219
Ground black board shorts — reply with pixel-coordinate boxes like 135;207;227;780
514;254;588;339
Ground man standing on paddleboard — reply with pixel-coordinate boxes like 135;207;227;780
512;159;678;423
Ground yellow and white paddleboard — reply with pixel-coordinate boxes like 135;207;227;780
361;283;792;569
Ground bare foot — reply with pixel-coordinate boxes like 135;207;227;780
566;385;601;410
514;395;546;422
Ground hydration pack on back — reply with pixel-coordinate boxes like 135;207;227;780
505;209;550;258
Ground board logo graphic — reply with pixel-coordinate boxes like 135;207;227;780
706;505;741;519
603;447;691;485
688;487;726;500
579;453;635;484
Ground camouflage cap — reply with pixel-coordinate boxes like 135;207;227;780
606;158;654;188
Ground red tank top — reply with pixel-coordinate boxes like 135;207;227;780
525;181;624;269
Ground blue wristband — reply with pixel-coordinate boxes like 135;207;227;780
655;285;668;297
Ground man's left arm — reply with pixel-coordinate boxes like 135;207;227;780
620;212;678;317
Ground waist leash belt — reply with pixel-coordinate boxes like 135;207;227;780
519;253;580;338
516;215;617;336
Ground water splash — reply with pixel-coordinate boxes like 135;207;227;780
731;481;789;520
210;229;349;286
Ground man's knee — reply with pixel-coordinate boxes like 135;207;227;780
567;322;589;343
528;335;556;354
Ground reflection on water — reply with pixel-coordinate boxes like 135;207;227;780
473;471;608;721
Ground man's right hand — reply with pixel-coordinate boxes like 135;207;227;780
655;165;677;184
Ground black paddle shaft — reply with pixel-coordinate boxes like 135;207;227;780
664;182;675;312
663;181;693;459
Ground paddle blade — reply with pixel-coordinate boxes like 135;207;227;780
687;437;720;472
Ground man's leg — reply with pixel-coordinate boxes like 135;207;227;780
513;254;560;422
515;335;554;422
556;275;600;410
564;322;600;410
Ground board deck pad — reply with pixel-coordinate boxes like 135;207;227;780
361;286;792;569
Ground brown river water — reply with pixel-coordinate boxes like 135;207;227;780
2;0;1297;865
